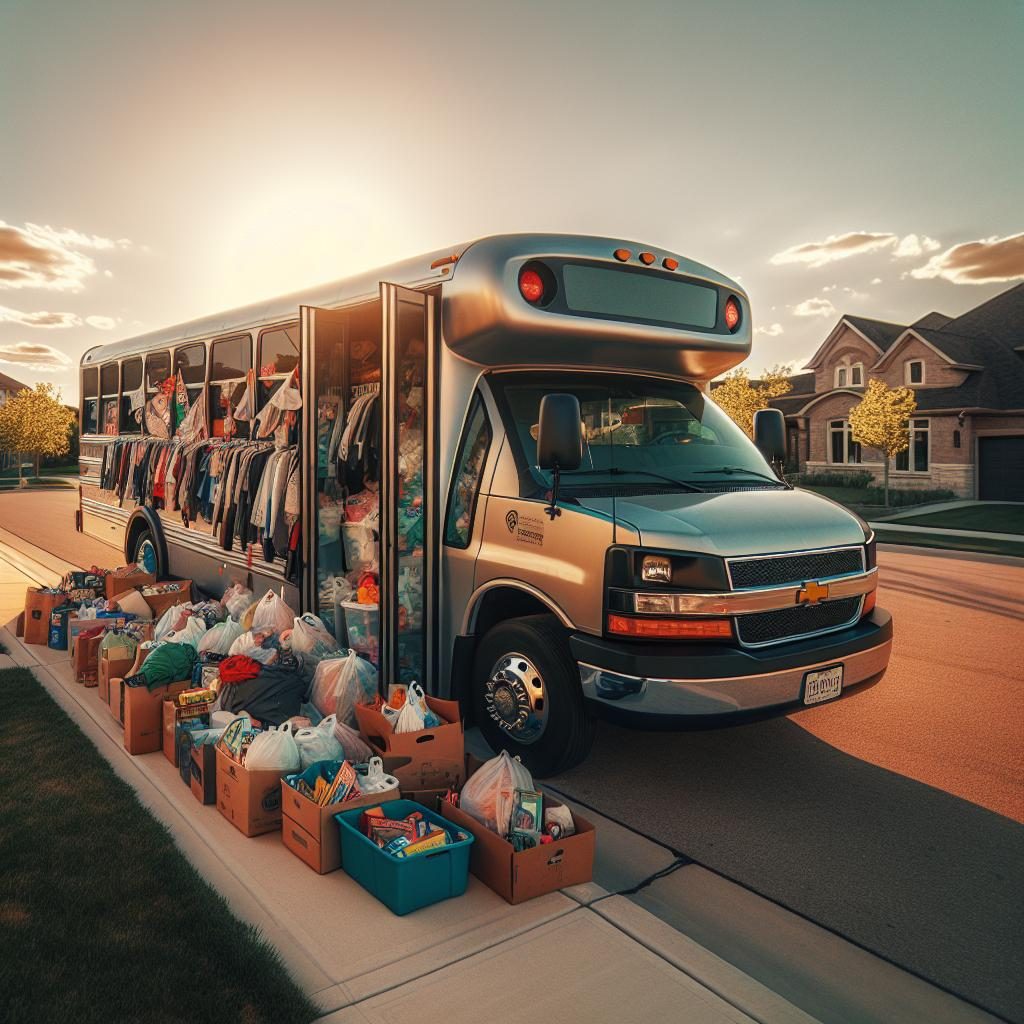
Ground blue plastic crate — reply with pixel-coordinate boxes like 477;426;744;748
335;799;474;915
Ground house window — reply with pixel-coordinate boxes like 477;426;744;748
828;419;862;464
835;367;848;388
850;363;864;386
953;429;961;449
895;418;929;472
905;359;924;385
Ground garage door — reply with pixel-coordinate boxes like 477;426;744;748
978;436;1024;501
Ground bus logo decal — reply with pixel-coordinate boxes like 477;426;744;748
506;510;519;533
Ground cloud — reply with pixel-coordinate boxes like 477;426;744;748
0;221;131;292
0;304;82;328
770;232;899;269
754;323;784;337
0;341;74;371
870;277;882;285
85;315;118;330
910;232;1024;284
792;297;837;318
771;231;943;269
893;234;941;258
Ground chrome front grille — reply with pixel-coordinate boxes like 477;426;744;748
726;546;866;647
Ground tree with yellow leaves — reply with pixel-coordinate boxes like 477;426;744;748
0;383;77;483
712;365;793;437
848;378;917;507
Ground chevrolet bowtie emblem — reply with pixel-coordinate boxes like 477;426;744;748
797;580;830;605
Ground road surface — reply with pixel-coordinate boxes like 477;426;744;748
2;489;1021;1019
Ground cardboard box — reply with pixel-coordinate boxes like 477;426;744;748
73;628;106;686
105;569;157;600
354;697;465;793
123;679;191;755
24;588;65;646
163;699;213;766
215;748;287;837
441;795;595;905
190;741;219;804
99;652;135;705
281;779;399;874
142;581;193;619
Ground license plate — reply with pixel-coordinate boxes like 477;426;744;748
803;664;843;705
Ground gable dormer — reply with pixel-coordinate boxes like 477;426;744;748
803;318;897;394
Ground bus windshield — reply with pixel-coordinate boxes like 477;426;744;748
494;371;780;491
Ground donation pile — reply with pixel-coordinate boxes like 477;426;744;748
356;804;468;860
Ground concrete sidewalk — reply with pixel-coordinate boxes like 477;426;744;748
0;540;812;1024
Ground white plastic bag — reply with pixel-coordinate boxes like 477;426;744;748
460;750;534;838
222;583;253;620
334;718;373;762
198;618;244;656
245;722;300;771
228;630;277;663
308;656;346;718
154;602;189;642
294;713;345;769
251;589;295;633
290;613;341;663
335;651;378;726
163;616;208;649
393;682;442;733
356;756;399;795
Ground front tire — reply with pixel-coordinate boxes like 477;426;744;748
472;614;595;777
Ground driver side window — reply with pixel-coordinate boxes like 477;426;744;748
444;394;492;548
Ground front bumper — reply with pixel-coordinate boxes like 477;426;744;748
572;609;892;723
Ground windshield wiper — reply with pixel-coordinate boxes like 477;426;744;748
561;467;706;493
691;466;787;486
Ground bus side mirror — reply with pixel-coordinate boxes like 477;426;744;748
753;408;786;465
537;394;583;471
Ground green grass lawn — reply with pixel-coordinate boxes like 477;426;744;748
873;528;1024;559
0;668;319;1024
800;484;881;506
889;503;1024;535
0;463;78;480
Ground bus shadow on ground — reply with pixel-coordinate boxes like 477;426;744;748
552;713;1024;1023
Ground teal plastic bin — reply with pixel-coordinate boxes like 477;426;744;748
335;799;474;915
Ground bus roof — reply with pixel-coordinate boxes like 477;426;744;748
81;233;750;379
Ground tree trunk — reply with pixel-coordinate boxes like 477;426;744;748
16;455;22;484
883;456;890;508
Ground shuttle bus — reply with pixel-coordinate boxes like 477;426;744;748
78;233;892;774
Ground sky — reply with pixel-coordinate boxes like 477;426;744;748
1;0;1022;403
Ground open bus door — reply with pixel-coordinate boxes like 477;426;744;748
380;284;438;697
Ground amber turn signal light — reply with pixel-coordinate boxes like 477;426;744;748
607;614;733;640
862;589;877;616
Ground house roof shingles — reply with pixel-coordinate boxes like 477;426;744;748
0;371;29;393
842;315;907;352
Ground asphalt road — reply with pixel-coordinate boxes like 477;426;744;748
551;546;1024;1022
4;490;1022;1018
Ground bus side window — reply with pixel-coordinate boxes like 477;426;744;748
120;357;143;434
210;333;251;438
174;342;207;409
82;367;99;435
100;362;120;435
257;322;299;406
444;394;492;548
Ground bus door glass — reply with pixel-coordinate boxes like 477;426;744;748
300;302;382;644
380;284;437;692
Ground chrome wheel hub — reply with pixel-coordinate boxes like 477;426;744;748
138;538;157;574
484;652;547;745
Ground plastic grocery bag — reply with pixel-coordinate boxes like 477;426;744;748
460;750;534;838
294;713;345;770
251;589;295;633
290;613;341;663
334;718;373;762
308;655;346;718
222;583;253;620
198;618;244;656
335;651;378;726
154;602;188;642
245;722;301;772
228;630;277;664
355;756;399;795
163;616;208;649
393;681;442;733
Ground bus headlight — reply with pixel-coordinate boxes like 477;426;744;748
641;555;672;583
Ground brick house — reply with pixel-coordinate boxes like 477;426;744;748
770;282;1024;501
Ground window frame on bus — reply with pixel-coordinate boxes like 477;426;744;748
99;361;120;436
256;321;300;408
210;331;252;438
82;366;99;436
118;356;143;435
444;391;493;549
